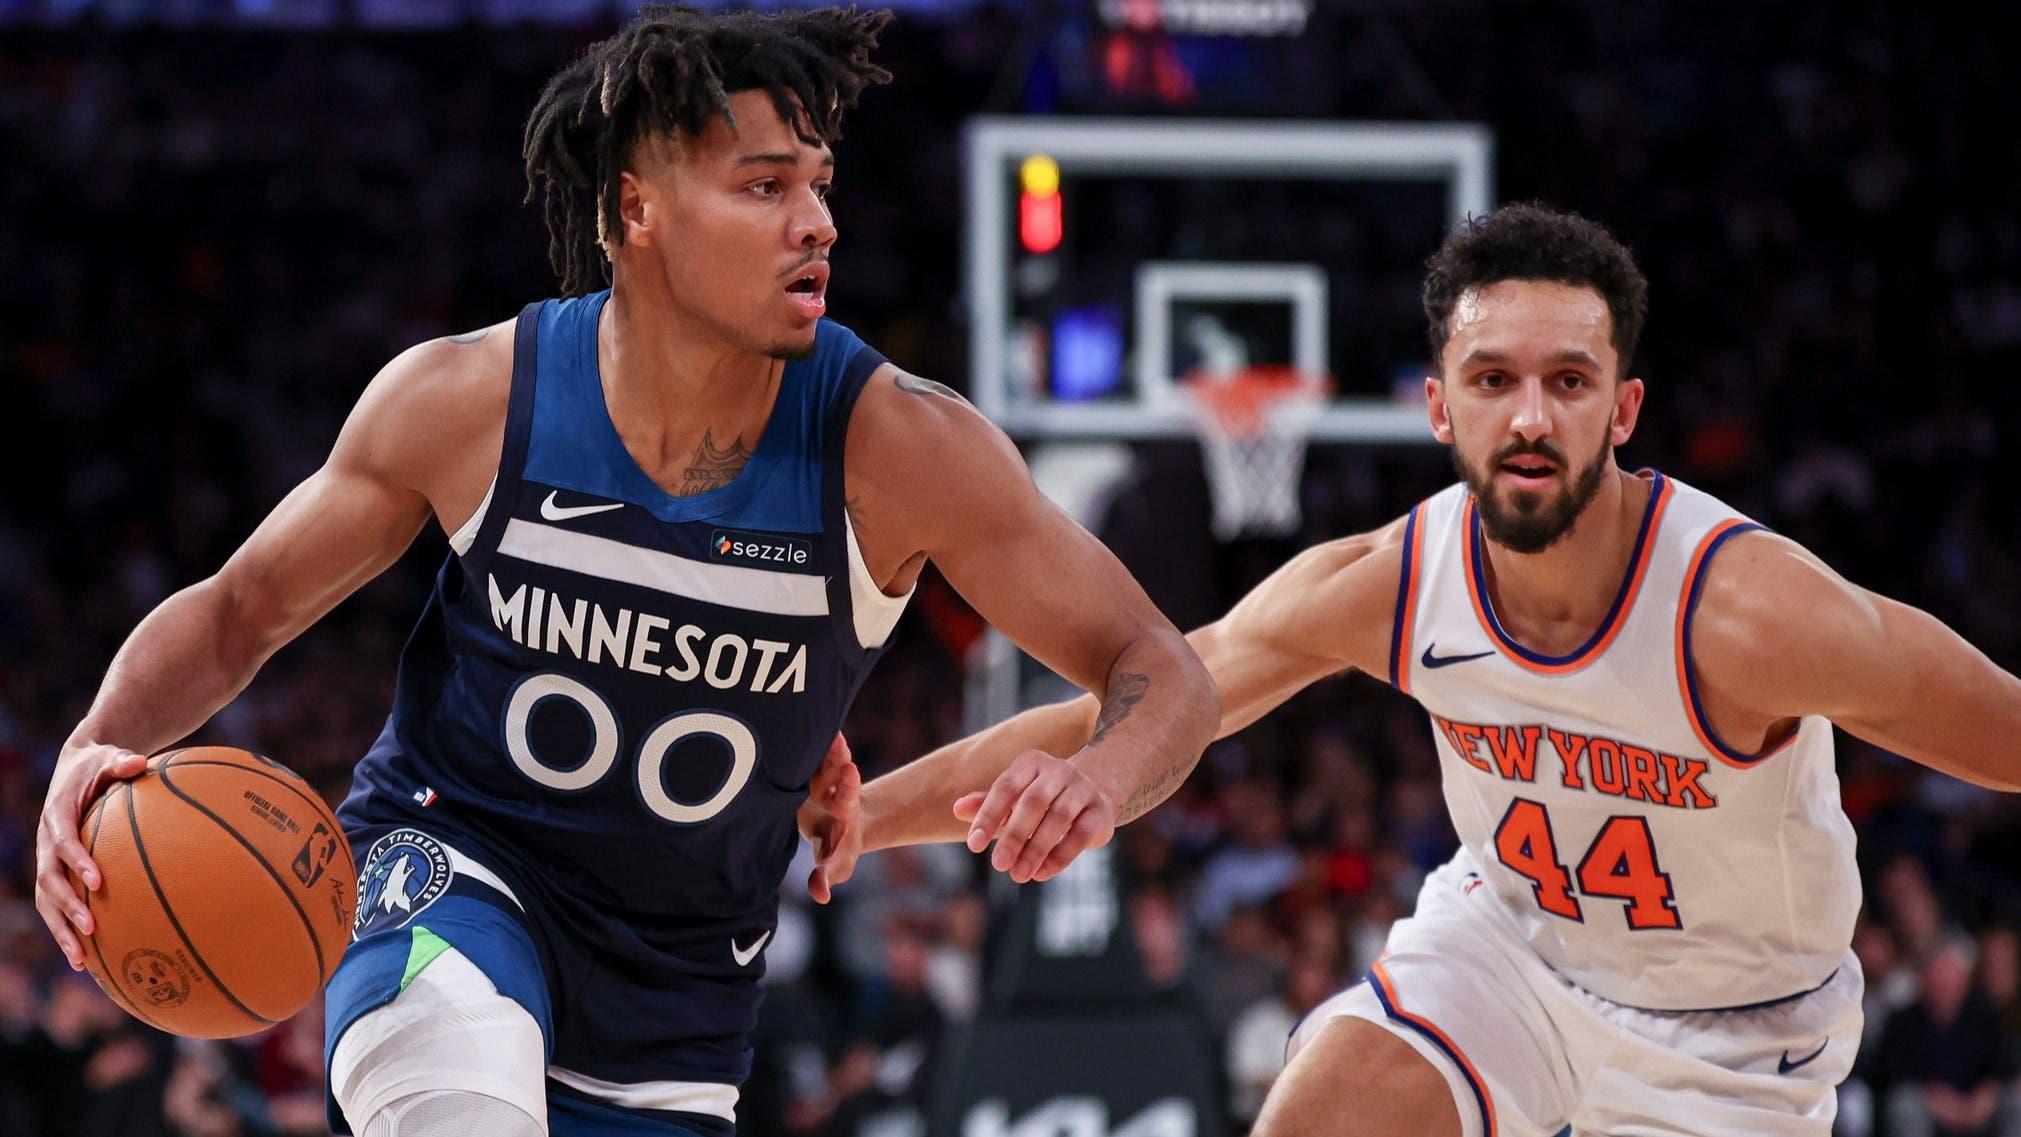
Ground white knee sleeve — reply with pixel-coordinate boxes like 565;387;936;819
362;1090;545;1137
332;946;549;1136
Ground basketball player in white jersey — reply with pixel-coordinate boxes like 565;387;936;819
836;203;2021;1136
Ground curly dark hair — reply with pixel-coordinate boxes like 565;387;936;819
522;5;893;296
1422;202;1649;375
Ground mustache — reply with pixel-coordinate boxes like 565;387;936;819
1490;440;1568;467
778;253;828;279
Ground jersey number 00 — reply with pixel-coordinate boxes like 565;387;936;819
503;672;756;825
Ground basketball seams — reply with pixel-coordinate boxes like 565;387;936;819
123;780;275;1029
160;759;334;810
85;783;173;1034
160;757;358;918
155;760;330;984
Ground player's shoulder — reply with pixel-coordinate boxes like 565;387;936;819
1213;513;1413;677
370;320;515;415
1693;528;1849;617
1689;527;1881;673
1242;516;1411;628
1287;513;1412;585
1264;481;1460;605
337;318;516;482
845;360;1021;484
851;359;992;430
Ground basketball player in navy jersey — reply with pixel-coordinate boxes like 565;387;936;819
868;204;2021;1136
33;9;1215;1137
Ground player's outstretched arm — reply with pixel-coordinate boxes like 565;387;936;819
831;367;1215;884
1691;530;2021;790
1184;518;1406;736
847;500;1405;881
34;330;508;968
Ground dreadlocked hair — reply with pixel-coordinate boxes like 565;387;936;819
522;5;893;296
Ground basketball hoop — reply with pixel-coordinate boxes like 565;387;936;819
1182;365;1328;540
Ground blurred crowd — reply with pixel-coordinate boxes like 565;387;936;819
4;2;2021;1136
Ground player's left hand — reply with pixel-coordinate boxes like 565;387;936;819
796;734;861;905
954;750;1118;884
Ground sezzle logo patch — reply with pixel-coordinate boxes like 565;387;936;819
711;529;812;568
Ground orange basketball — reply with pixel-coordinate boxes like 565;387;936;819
74;746;357;1038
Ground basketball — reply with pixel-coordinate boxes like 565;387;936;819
73;746;357;1039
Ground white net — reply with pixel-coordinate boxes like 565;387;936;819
1186;371;1324;540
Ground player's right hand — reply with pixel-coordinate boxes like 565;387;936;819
955;749;1118;885
35;741;149;970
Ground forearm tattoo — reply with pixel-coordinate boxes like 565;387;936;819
1119;752;1196;824
1087;671;1194;823
1088;672;1149;747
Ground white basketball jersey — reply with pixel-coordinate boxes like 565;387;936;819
1391;471;1859;1011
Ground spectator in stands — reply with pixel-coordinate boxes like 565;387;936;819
1193;902;1285;1039
821;916;946;1137
1874;937;2015;1137
1192;778;1298;932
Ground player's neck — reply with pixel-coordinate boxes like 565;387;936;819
1476;467;1647;651
597;284;781;441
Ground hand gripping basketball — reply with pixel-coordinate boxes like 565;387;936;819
51;746;356;1037
955;750;1118;884
36;740;150;970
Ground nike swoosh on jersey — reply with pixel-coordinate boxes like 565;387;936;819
540;491;625;522
1420;644;1495;669
731;930;772;967
1778;1039;1828;1074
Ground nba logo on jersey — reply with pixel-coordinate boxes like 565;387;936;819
353;828;452;939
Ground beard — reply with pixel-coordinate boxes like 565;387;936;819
1453;432;1612;555
766;332;820;362
763;307;824;362
669;291;818;362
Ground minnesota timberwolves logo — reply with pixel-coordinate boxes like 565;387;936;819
352;829;452;940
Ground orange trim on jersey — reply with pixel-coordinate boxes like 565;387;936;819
1462;473;1675;676
1674;518;1796;769
1369;960;1498;1137
1391;504;1429;695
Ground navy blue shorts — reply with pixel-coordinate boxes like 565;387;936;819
324;827;733;1137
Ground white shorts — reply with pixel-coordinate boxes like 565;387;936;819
1291;852;1863;1137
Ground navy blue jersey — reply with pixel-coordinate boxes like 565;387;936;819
335;291;892;1113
